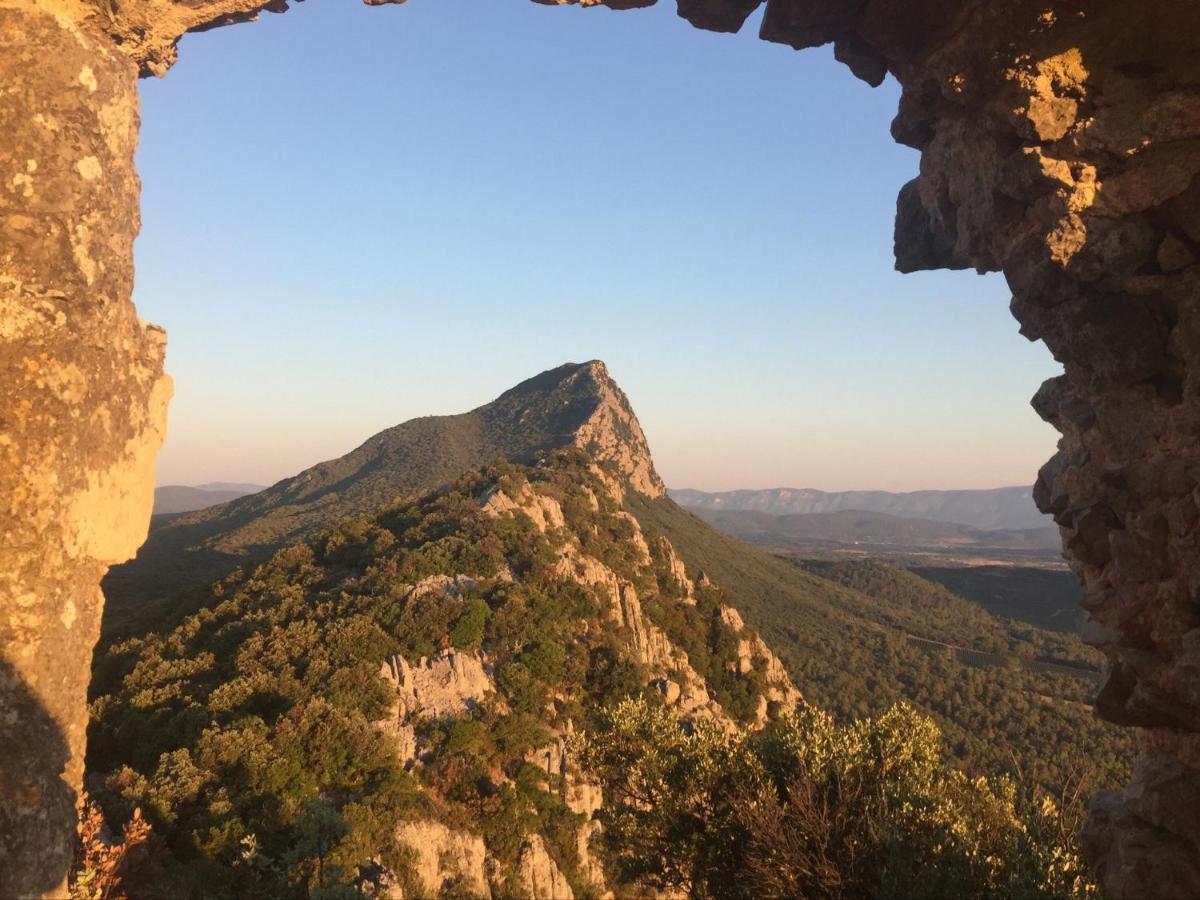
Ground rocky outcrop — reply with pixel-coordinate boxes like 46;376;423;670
569;362;666;500
480;483;566;533
5;0;1200;894
0;5;170;895
380;650;494;720
576;819;608;894
376;651;495;768
518;834;575;900
394;821;490;898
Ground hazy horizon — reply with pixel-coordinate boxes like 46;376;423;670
137;0;1060;493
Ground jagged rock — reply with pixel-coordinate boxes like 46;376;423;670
614;510;652;564
375;717;417;769
379;650;494;719
577;820;609;894
719;606;746;632
658;537;696;600
569;361;665;500
653;678;682;705
395;821;489;898
518;834;575;900
407;573;484;602
526;738;567;777
479;483;565;533
566;777;604;818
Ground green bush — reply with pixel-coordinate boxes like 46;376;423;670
576;697;1097;899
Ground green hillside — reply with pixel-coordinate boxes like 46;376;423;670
85;451;1104;897
88;453;775;897
912;564;1085;634
626;496;1131;792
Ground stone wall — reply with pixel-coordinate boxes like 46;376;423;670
1;0;1196;895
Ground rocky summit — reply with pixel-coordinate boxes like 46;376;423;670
103;361;664;628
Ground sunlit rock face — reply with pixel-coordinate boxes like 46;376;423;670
1;0;1197;895
0;4;170;896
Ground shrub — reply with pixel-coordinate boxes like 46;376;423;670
575;698;1097;899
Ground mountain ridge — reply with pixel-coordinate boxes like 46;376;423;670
670;484;1046;531
152;484;263;516
90;362;1130;897
103;361;663;626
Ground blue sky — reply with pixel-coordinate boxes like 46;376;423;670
135;0;1060;492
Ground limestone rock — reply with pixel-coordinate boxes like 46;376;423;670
576;819;609;894
569;361;666;500
380;650;494;719
518;834;574;900
395;821;489;898
479;483;566;533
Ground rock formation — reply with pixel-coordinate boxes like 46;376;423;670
2;0;1198;895
481;475;802;729
0;6;170;895
393;820;490;898
103;359;658;616
517;834;575;900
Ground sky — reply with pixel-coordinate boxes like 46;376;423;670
135;0;1062;493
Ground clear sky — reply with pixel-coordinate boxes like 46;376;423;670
135;0;1061;492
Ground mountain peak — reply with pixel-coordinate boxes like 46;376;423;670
106;361;664;617
488;361;663;500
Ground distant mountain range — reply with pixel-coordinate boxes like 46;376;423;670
152;483;264;516
670;485;1046;531
691;507;1061;552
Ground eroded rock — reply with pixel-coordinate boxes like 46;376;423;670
518;834;575;900
394;820;490;897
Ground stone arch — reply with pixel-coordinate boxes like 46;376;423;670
1;0;1197;895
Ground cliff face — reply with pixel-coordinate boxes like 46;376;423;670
2;0;1198;895
0;10;171;896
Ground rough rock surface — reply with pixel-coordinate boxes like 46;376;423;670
379;650;494;719
394;820;490;898
4;0;1199;895
518;834;576;900
0;3;171;895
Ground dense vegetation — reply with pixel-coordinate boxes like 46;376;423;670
799;560;1097;669
579;697;1096;898
87;452;767;896
627;496;1133;793
89;444;1133;895
911;565;1084;634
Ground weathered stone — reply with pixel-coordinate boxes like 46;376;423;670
394;820;490;897
379;650;495;719
676;0;762;34
518;834;575;900
0;4;169;895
